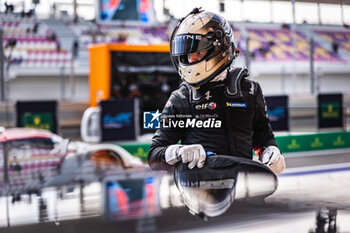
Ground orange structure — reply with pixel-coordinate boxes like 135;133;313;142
89;44;170;107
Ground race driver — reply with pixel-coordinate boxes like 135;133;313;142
147;8;285;175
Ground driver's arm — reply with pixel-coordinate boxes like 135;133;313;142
148;92;184;171
252;82;285;174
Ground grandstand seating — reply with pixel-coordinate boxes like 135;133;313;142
314;29;350;55
66;21;345;63
1;12;349;74
246;27;343;62
68;21;170;48
96;24;169;45
1;13;72;69
232;27;242;52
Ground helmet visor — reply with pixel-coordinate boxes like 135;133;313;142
172;34;213;56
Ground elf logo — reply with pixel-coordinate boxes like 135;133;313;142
195;102;217;110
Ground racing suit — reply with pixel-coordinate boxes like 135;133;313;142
148;67;277;171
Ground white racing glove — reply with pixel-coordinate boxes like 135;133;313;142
260;146;286;175
165;144;206;169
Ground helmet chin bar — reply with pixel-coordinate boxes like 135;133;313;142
183;41;239;88
180;54;231;88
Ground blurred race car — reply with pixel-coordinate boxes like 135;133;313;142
0;127;144;196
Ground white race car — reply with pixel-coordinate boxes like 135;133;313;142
0;127;144;195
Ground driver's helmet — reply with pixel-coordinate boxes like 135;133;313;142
170;8;239;88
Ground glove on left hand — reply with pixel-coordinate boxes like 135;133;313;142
260;146;286;175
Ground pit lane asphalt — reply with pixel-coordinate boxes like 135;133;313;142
1;149;350;233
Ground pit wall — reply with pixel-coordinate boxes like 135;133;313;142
118;131;350;161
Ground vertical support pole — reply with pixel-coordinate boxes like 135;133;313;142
0;29;5;102
317;2;322;25
309;38;315;94
281;66;286;94
291;0;297;94
245;36;250;71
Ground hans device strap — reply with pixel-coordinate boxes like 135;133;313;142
226;67;249;98
183;67;249;103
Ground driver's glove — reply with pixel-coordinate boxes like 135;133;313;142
260;146;286;175
165;144;206;169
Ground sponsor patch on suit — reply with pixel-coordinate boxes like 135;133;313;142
226;102;247;108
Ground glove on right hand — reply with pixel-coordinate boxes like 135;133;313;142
165;144;206;169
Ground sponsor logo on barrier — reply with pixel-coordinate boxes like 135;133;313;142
333;136;345;146
321;102;339;119
103;112;132;129
22;113;53;131
311;137;323;148
267;106;286;121
287;139;301;150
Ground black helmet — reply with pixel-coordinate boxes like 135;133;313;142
170;8;239;88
